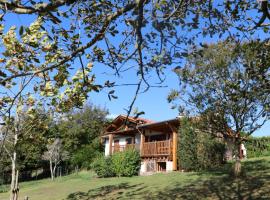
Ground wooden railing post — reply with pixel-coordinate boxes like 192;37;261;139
140;132;145;156
108;134;113;155
172;131;178;171
155;141;157;155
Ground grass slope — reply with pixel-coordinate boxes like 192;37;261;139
0;156;270;200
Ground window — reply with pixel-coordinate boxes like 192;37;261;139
157;162;166;172
126;138;132;144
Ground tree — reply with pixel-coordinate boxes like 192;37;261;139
178;117;225;171
42;138;69;180
59;104;108;152
178;117;198;170
1;1;270;124
1;107;50;199
58;103;108;168
0;1;270;198
169;41;270;176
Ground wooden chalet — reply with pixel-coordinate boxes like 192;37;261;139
102;115;247;174
102;115;179;173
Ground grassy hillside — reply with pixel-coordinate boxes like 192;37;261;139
0;156;270;200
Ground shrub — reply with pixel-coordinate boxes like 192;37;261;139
91;154;114;177
111;149;140;177
245;136;270;158
71;138;103;169
178;118;199;170
92;149;140;177
178;117;225;171
197;133;226;170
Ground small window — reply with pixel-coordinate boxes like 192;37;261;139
126;138;132;144
157;162;166;172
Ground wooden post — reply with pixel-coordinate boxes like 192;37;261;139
108;134;113;155
172;130;177;171
140;131;145;156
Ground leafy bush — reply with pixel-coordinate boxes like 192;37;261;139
197;133;226;170
91;155;114;178
111;149;140;177
92;149;140;177
178;117;225;171
178;118;199;170
71;138;103;169
245;136;270;158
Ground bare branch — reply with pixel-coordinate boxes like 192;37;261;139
252;1;270;30
0;0;77;14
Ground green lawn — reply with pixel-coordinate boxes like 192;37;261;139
1;156;270;200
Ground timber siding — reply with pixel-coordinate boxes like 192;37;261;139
102;115;180;173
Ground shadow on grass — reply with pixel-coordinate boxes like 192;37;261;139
66;182;145;200
65;159;270;200
152;159;270;200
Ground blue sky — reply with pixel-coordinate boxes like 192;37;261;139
2;6;270;137
89;60;270;137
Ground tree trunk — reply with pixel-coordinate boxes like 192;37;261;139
233;142;242;177
10;133;18;200
53;164;57;179
10;157;16;200
10;155;19;200
50;160;54;181
14;170;19;200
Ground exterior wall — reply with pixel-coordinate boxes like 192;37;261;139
140;161;147;174
104;135;135;156
104;130;174;174
105;138;110;156
166;161;173;171
135;133;141;144
241;143;247;159
224;138;247;160
112;136;130;146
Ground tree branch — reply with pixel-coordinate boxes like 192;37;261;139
0;2;137;85
0;0;77;14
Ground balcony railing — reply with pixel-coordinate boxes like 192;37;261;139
112;140;172;157
141;140;172;157
112;144;139;153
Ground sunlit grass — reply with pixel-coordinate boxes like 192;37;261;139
0;156;269;200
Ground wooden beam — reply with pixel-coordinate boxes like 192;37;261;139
108;134;113;155
140;131;145;156
166;122;178;171
172;130;178;171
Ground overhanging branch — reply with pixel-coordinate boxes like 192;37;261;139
0;0;77;14
0;2;137;85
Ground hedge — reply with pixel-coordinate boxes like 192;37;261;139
178;117;225;171
245;136;270;158
92;149;140;177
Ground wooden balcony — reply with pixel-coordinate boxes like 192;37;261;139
112;144;139;153
112;140;173;158
141;140;172;157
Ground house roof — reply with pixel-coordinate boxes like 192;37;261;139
102;115;179;137
138;118;180;129
102;115;242;140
